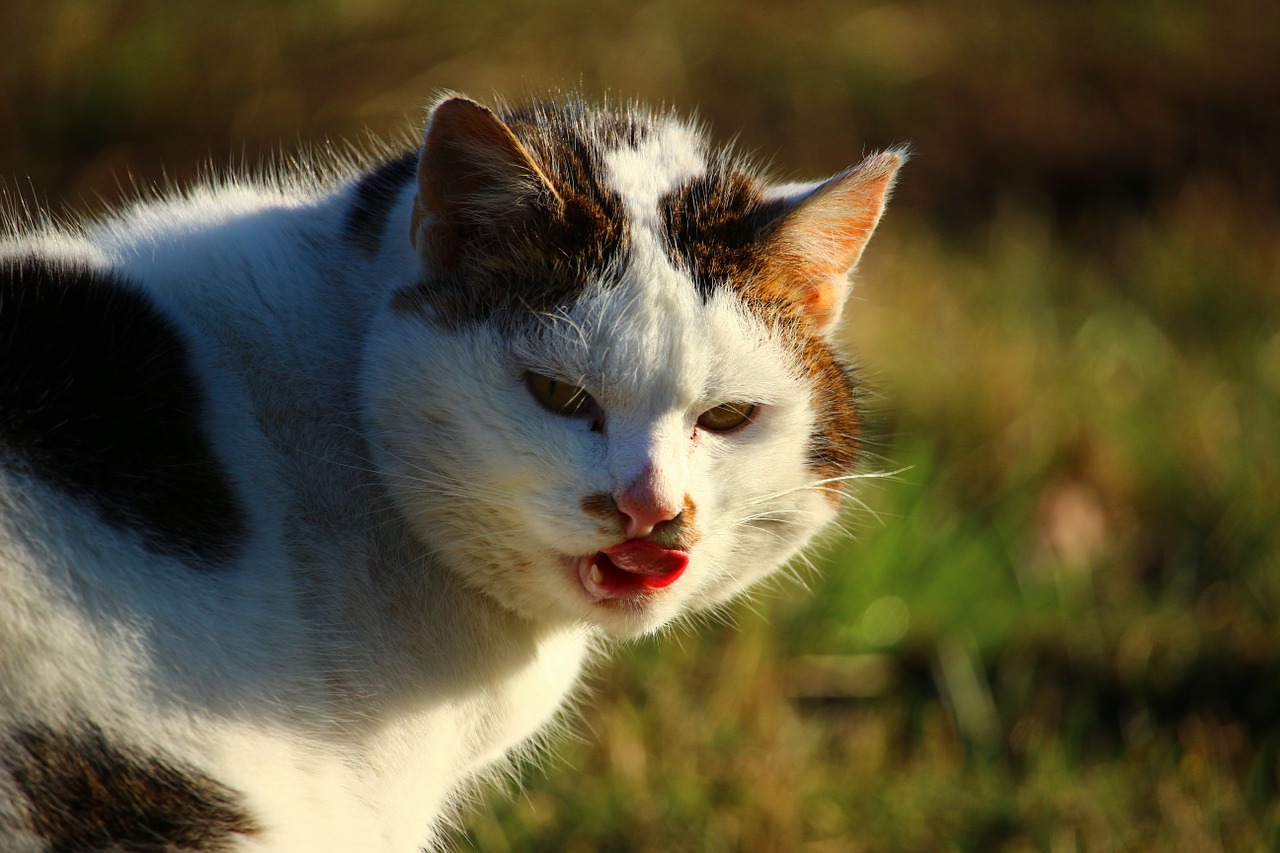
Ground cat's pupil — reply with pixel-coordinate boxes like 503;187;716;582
526;372;592;417
697;402;757;432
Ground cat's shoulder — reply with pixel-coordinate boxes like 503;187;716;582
0;254;248;566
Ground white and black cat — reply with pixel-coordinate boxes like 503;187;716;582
0;95;902;851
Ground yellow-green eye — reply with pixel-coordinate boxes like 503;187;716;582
697;402;757;432
526;372;592;416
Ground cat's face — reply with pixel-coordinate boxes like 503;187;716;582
361;97;901;636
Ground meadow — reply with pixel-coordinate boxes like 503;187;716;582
3;1;1277;849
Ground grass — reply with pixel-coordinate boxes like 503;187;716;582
3;1;1277;850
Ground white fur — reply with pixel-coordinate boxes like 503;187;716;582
0;103;864;851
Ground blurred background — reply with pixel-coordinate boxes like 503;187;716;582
3;1;1278;849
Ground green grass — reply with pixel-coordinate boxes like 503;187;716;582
3;1;1278;850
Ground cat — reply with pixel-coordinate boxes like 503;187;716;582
0;94;903;851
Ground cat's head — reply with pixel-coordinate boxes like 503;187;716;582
361;96;902;637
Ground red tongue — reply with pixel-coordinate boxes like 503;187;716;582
603;541;690;577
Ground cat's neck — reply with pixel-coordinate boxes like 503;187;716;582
318;497;592;718
136;175;596;722
79;173;590;710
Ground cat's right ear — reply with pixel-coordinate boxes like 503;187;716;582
411;97;563;268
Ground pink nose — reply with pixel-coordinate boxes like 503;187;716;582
616;481;682;540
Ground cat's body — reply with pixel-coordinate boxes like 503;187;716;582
0;96;901;851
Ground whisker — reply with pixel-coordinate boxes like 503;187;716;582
740;466;913;508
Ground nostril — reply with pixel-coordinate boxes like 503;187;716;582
615;466;684;539
616;499;681;540
649;511;682;540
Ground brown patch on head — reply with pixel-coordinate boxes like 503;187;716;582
581;492;702;549
659;150;902;335
799;334;862;501
672;495;701;551
648;495;701;551
659;165;789;310
401;97;632;329
2;723;261;852
581;492;618;522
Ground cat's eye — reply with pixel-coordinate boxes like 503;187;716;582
526;372;593;417
697;402;757;432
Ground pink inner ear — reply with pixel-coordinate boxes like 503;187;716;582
774;153;903;332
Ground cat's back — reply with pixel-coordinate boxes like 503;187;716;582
0;169;374;605
0;194;340;851
0;255;249;567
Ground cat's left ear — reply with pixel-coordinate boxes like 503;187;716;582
410;96;563;268
768;148;906;334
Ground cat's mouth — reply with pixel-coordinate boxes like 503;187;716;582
576;540;690;601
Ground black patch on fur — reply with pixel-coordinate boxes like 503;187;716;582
397;102;634;329
2;723;260;852
343;150;418;254
0;258;247;565
658;165;788;303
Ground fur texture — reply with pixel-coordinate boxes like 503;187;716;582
0;95;902;851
